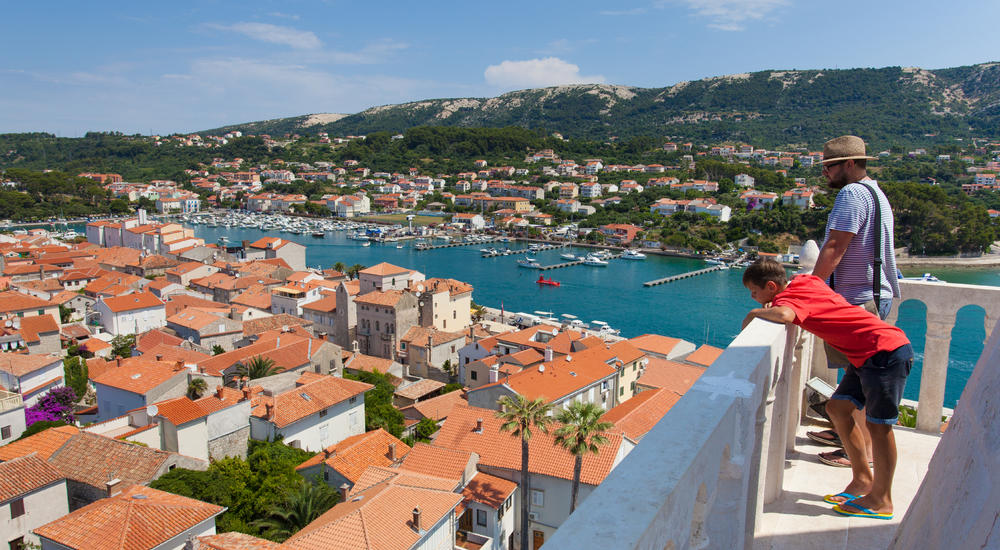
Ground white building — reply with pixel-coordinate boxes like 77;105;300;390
249;373;373;452
0;354;65;407
0;455;69;550
735;173;756;188
0;389;25;443
93;291;166;336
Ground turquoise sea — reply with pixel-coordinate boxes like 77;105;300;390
189;224;993;409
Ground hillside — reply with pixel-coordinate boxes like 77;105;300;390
201;63;1000;148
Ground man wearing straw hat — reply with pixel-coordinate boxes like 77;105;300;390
809;135;901;514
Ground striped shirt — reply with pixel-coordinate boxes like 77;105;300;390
824;179;900;305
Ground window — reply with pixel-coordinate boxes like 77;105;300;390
476;509;488;526
324;470;329;481
349;396;357;404
620;386;624;396
470;370;478;381
10;498;24;518
319;408;328;418
401;342;406;350
465;357;469;364
9;537;24;550
453;311;457;319
531;489;544;507
0;425;10;440
601;381;609;392
37;310;44;316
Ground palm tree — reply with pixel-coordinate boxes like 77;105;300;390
231;355;281;382
554;402;612;513
333;261;346;274
347;264;366;279
186;378;207;399
253;482;340;542
496;395;554;550
470;302;487;322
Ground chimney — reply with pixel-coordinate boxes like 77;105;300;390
215;385;224;399
174;360;185;372
544;346;553;363
489;365;498;384
324;447;334;459
340;483;350;502
307;338;312;359
412;507;422;532
475;418;483;433
116;357;122;368
241;387;251;401
106;478;122;498
155;354;163;362
230;307;238;320
265;403;274;420
388;442;397;461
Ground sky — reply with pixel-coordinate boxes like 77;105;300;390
4;0;1000;137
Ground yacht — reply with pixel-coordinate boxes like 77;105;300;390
518;257;541;268
560;252;578;261
622;249;646;260
583;255;609;266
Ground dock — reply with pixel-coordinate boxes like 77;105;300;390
482;243;566;258
643;265;726;286
415;237;502;251
538;253;623;270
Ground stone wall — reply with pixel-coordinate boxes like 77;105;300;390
208;425;250;460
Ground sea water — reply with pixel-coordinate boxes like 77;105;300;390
190;224;991;408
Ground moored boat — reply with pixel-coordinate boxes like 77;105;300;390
622;249;646;260
536;275;560;286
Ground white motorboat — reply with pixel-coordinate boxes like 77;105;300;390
622;249;646;260
583;255;608;266
560;253;578;261
518;258;541;268
362;242;371;247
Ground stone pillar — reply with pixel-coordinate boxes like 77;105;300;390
916;311;955;432
984;314;996;348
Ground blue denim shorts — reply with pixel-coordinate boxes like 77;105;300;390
830;344;914;424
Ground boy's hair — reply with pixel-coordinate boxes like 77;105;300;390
743;258;788;288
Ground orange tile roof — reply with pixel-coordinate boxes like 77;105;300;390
0;425;79;462
394;379;446;401
685;344;724;367
167;308;230;331
101;291;163;313
414;277;474;297
301;295;337;313
34;484;223;550
460;471;517;510
0;453;65;501
231;284;272;310
284;472;462;550
627;333;685;357
434;404;624;485
354;289;405;307
140;343;210;364
0;290;55;313
241;314;312;337
0;352;60;376
349;466;460;496
92;360;186;395
47;431;174;489
398;326;466;347
345;353;395;375
359;262;409;276
252;375;373;428
153;396;210;425
135;329;184;352
636;357;706;393
398;443;472;482
296;428;410;483
601;388;682;442
164;294;225;317
402;390;467;422
195;386;248;414
197;532;280;550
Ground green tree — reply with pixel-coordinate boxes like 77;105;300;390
554;402;613;513
346;264;366;279
232;355;281;381
332;262;346;273
415;417;439;442
63;356;88;398
110;334;135;358
212;345;226;355
471;302;487;322
187;378;208;399
495;395;554;550
253;482;340;542
345;370;404;436
58;305;72;324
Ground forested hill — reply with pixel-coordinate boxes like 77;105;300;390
202;63;1000;148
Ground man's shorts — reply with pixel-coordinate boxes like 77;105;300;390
824;298;891;369
830;344;914;424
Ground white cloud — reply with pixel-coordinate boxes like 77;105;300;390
267;12;300;20
600;8;647;16
208;22;321;49
484;57;605;90
665;0;789;31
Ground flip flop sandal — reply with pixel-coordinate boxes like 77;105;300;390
807;429;843;447
833;501;893;520
823;492;860;505
818;449;873;468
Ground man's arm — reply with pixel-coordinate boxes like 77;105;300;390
742;305;796;329
812;229;855;281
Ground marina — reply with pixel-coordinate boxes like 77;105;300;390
643;265;728;286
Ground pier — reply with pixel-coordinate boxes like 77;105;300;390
415;237;502;251
481;243;566;258
643;265;726;286
538;253;623;270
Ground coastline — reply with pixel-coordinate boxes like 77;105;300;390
895;253;1000;268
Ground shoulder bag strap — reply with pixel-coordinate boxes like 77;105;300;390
860;182;882;306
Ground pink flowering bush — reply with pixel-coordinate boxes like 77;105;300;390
24;386;76;426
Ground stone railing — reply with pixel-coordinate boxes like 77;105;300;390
0;390;23;413
546;316;805;550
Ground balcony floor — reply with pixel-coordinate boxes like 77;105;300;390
753;421;941;550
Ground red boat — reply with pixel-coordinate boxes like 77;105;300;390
536;276;560;287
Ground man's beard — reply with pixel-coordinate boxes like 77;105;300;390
827;173;850;189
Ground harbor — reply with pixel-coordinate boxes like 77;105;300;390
643;265;728;286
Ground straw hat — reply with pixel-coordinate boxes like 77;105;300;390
820;135;876;164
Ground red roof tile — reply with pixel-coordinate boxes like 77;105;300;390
296;428;410;483
0;453;65;502
101;292;163;313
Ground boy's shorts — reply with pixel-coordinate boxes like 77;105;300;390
830;343;914;424
824;298;892;369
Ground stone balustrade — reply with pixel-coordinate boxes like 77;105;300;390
546;276;999;549
0;390;23;413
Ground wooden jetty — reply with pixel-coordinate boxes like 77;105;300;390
538;253;623;270
643;265;726;286
482;243;567;258
415;237;501;251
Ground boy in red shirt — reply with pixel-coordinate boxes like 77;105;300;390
742;259;913;520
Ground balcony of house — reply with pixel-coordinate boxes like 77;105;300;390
0;390;23;413
547;276;1000;550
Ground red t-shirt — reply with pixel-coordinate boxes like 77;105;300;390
772;275;910;367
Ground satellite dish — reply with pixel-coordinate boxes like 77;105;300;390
146;405;158;416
